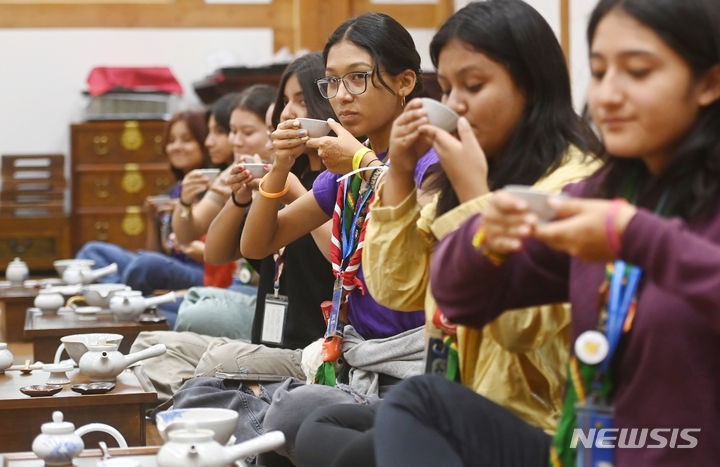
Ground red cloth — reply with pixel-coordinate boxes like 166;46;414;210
200;234;236;288
86;67;182;96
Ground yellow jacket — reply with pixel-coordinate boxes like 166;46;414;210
363;147;601;434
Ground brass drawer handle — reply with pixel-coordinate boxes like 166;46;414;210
155;177;171;192
121;164;144;193
93;135;110;156
154;135;164;156
94;178;110;198
94;221;110;241
7;238;33;254
121;121;143;151
122;207;145;236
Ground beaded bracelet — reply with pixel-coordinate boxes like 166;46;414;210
605;198;627;257
231;192;252;208
258;173;291;199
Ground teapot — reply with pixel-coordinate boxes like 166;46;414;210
78;343;166;382
6;257;29;286
0;342;14;372
156;425;285;467
62;263;118;285
109;290;176;321
32;411;128;466
33;288;66;314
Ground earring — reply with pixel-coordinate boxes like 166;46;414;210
400;95;406;108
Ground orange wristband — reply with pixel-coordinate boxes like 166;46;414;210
258;173;290;199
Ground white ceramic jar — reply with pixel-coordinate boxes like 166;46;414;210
33;288;66;314
6;257;29;286
0;343;14;372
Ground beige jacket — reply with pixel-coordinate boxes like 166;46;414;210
362;147;601;433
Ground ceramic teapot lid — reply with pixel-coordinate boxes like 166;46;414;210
41;411;75;434
9;257;26;265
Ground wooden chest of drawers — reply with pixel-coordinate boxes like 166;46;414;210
70;120;173;254
0;217;71;271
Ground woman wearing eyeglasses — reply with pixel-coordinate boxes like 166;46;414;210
239;12;436;463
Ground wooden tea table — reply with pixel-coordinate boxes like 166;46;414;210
0;446;160;466
0;365;157;452
0;285;38;342
24;308;169;363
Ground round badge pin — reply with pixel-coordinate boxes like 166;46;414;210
574;330;609;365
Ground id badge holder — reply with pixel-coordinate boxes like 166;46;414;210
325;278;343;338
424;335;449;377
575;401;614;467
261;293;289;345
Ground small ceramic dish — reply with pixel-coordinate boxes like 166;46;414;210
71;382;116;395
74;305;102;320
20;384;63;397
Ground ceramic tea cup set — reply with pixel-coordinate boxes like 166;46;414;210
30;409;284;467
50;332;167;382
154;408;285;467
31;258;177;321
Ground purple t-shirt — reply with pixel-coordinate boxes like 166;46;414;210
312;150;437;339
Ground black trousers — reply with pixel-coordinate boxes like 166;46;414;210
374;375;552;467
295;402;378;467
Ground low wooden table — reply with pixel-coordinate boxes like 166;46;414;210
24;308;169;363
0;365;157;452
0;286;38;342
1;445;160;466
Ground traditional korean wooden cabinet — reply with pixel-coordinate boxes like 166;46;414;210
70;120;173;254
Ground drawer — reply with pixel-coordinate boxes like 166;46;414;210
0;217;71;271
71;120;167;164
73;163;174;207
72;207;150;253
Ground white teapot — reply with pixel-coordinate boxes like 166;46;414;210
109;290;176;321
62;263;118;285
78;343;166;382
156;425;285;467
6;257;29;286
32;411;128;466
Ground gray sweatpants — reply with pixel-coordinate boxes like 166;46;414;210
130;330;305;402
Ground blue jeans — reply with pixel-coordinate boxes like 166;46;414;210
76;241;204;294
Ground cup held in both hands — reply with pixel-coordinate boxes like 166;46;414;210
420;97;459;133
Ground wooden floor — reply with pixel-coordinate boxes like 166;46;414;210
5;341;164;447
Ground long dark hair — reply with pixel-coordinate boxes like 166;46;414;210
589;0;720;220
206;92;240;170
271;53;335;128
271;53;336;177
233;84;277;122
163;110;211;181
323;12;423;101
426;0;599;215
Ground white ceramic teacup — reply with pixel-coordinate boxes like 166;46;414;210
420;97;459;133
296;118;331;138
197;168;221;183
54;333;123;364
155;408;239;444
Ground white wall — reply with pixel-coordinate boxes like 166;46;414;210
0;28;273;157
0;1;598;159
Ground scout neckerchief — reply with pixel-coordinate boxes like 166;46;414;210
550;184;669;467
314;142;388;385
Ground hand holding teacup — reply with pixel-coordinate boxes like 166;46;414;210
306;118;369;175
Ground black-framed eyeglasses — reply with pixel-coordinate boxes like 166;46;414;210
316;71;372;99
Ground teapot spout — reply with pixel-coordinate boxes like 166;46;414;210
122;343;166;368
223;431;285;465
75;423;128;448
